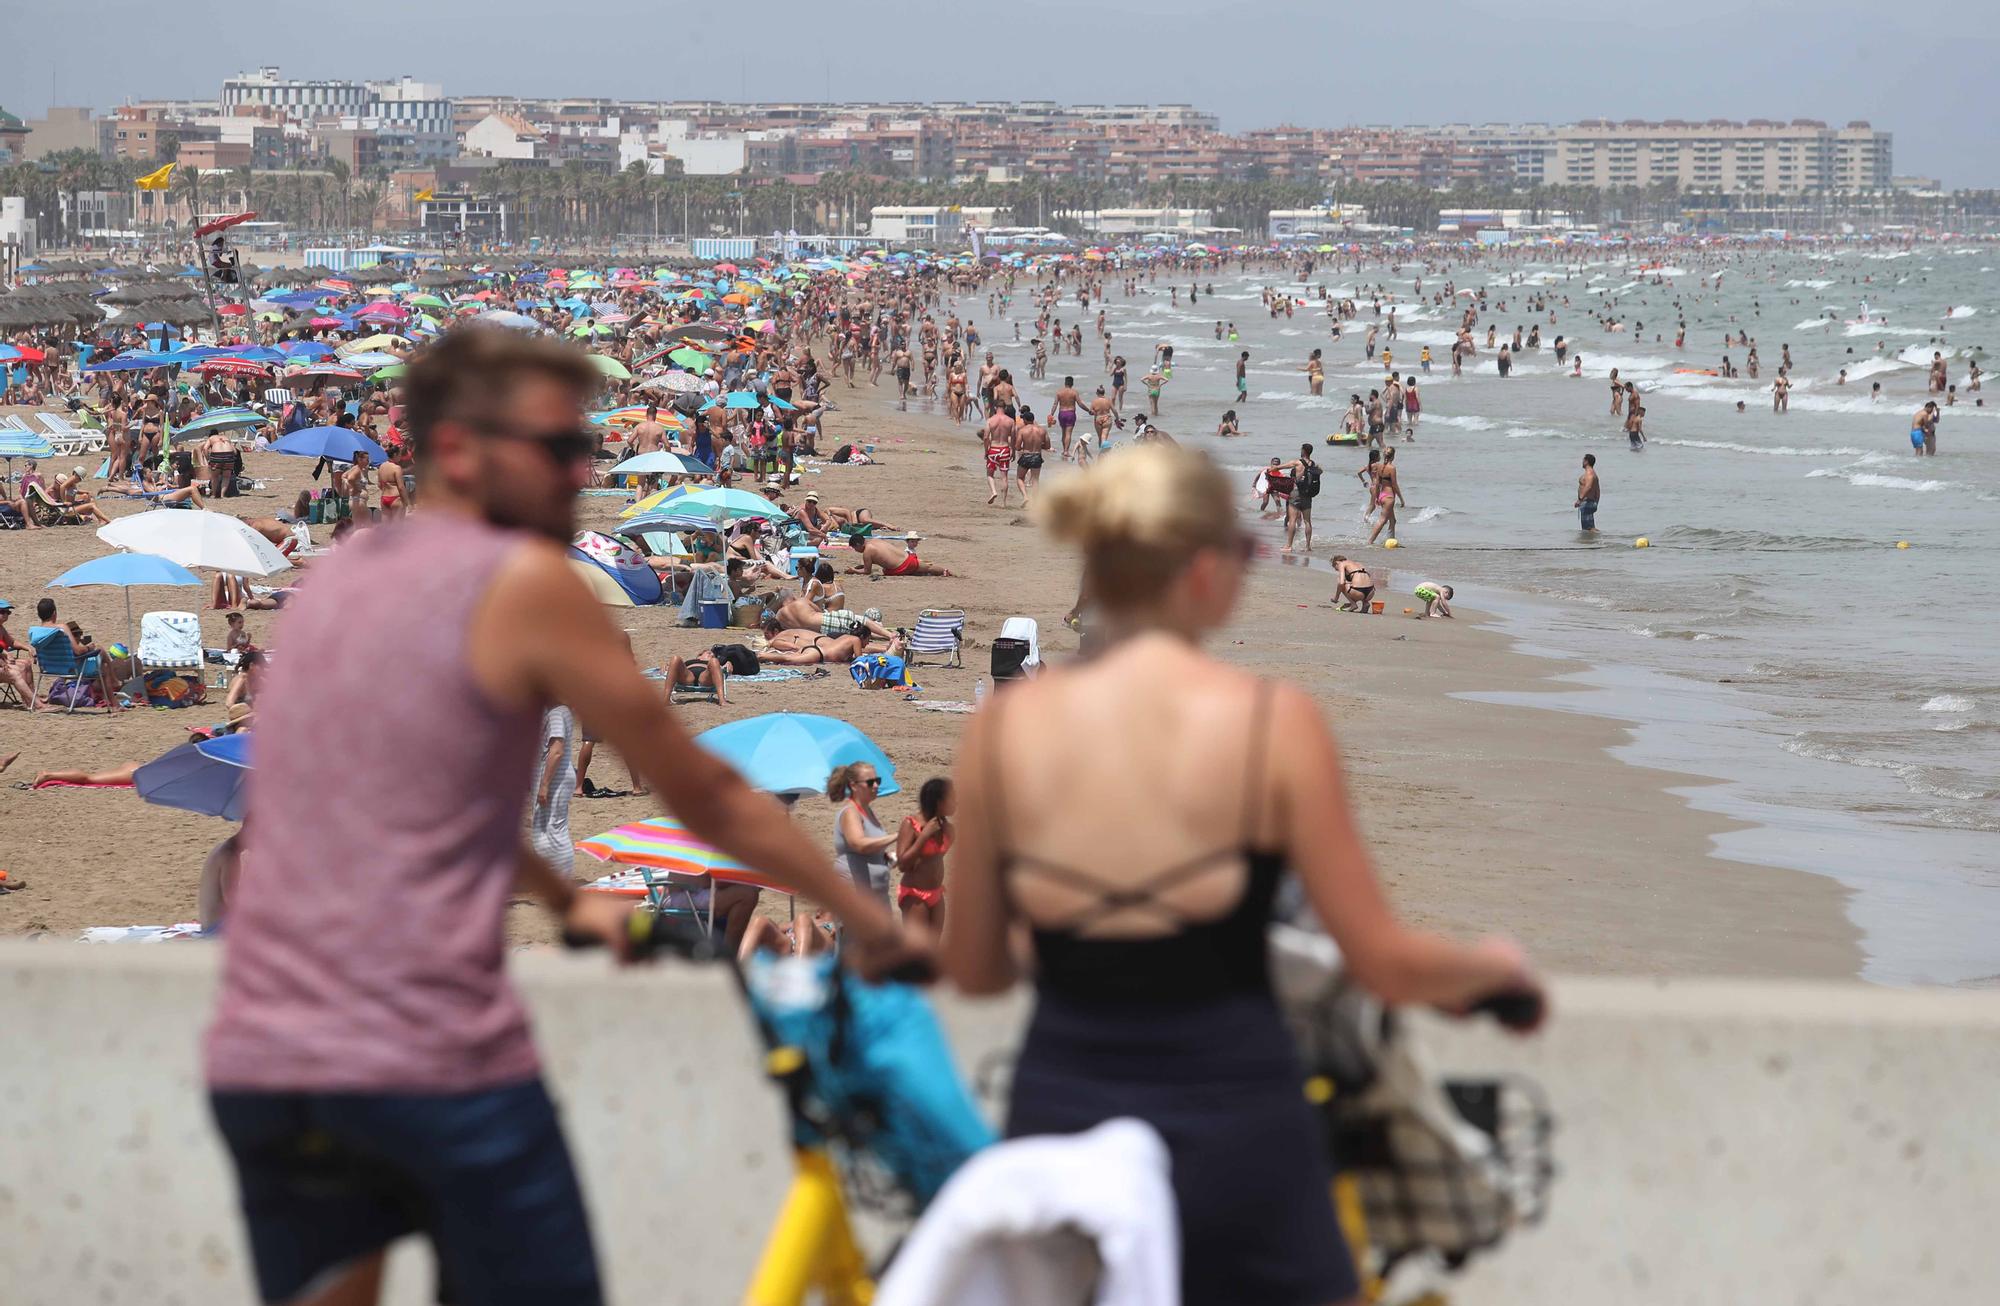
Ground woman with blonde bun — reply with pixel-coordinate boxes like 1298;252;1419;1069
940;444;1545;1306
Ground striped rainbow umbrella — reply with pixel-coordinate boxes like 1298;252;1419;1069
576;816;786;892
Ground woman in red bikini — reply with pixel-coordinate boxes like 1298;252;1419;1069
894;777;954;930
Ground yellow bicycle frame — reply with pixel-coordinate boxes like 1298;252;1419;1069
742;1148;873;1306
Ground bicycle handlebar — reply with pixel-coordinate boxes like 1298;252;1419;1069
1468;989;1545;1031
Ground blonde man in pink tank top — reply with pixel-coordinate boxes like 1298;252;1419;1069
205;327;910;1306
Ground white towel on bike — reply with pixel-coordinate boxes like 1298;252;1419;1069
875;1117;1178;1306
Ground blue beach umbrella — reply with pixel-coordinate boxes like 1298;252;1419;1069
271;426;387;464
133;733;252;821
606;451;713;478
48;552;204;649
693;713;900;798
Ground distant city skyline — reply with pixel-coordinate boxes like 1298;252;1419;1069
2;0;1990;185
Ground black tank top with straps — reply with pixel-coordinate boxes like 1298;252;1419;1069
986;682;1283;1004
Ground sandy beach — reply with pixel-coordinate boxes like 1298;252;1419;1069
0;379;1859;978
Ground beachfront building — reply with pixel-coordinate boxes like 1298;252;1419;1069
1406;120;1893;194
20;108;101;161
0;109;27;164
1;196;35;264
1268;206;1369;238
1083;208;1214;236
1553;119;1891;194
867;206;964;245
463;113;545;163
420;193;508;241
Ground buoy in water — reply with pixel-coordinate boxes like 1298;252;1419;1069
1897;540;1910;549
1384;538;1399;549
1635;537;1649;548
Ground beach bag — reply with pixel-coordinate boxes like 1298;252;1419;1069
143;671;207;708
744;953;995;1207
850;653;912;690
991;637;1031;682
45;679;100;709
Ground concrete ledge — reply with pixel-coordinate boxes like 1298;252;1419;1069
5;945;1998;1304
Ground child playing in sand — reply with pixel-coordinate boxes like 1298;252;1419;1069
1414;581;1454;618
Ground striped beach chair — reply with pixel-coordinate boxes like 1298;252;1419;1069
906;608;966;669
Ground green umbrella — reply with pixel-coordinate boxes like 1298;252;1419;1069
407;293;448;308
588;354;632;380
667;347;711;373
571;321;616;339
371;363;406;381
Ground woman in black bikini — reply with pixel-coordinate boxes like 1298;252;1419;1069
942;445;1542;1306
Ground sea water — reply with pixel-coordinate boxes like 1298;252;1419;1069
976;250;1998;984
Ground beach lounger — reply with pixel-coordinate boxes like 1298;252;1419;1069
906;608;966;669
35;413;104;456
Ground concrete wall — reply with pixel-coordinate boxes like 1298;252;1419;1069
5;944;1999;1305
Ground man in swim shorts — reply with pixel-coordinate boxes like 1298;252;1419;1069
1052;376;1081;458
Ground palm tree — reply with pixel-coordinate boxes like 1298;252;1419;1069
326;157;352;233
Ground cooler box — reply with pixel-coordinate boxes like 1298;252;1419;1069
699;600;729;629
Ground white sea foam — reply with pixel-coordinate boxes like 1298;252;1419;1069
1842;357;1910;381
1945;306;1980;319
1844;323;1936;338
1804;469;1952;492
1648;438;1874;457
1922;695;1974;713
1794;317;1838;331
1785;279;1835;289
1424;413;1498;431
1403;505;1451;526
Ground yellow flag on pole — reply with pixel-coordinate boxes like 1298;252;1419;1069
134;162;176;191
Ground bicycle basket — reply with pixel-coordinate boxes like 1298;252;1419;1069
1272;926;1555;1269
743;954;996;1213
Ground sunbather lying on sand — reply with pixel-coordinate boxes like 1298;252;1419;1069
844;532;951;577
755;619;902;666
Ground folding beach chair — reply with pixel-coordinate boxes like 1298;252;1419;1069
30;626;107;714
906;608;966;669
23;483;90;527
138;610;206;691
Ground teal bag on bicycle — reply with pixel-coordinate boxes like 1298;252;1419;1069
744;953;994;1206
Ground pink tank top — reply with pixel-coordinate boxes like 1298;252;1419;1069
205;513;542;1092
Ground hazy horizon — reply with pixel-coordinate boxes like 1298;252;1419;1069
4;0;1995;186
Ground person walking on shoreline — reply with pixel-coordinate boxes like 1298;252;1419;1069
1576;453;1601;531
1367;447;1403;546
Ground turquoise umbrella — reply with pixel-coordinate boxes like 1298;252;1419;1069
694;713;900;797
672;487;785;521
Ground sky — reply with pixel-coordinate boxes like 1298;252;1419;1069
4;0;1997;186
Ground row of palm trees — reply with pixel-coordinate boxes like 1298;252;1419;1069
6;147;1997;250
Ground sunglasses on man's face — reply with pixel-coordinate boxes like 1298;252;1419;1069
483;425;597;465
